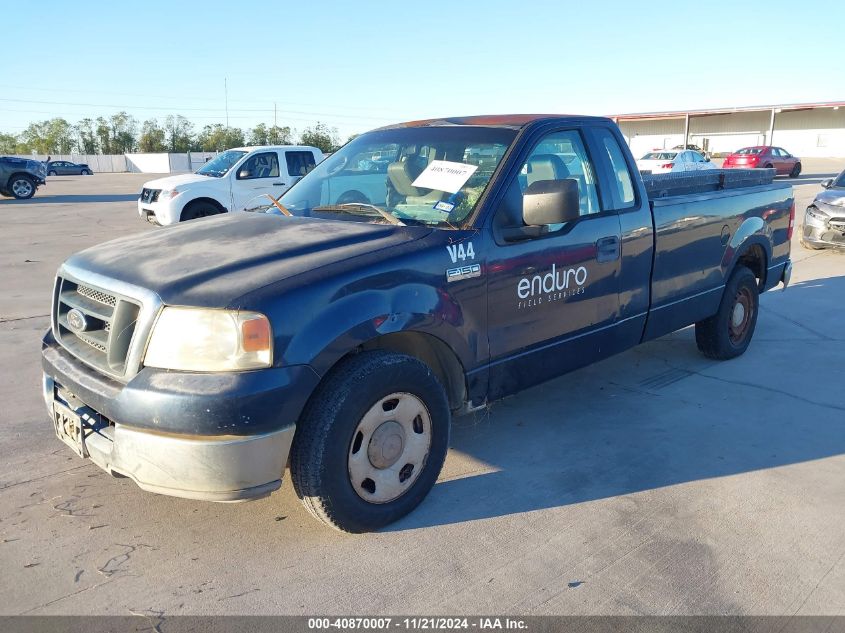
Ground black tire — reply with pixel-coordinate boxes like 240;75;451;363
48;170;57;176
790;163;801;178
180;200;223;221
9;175;36;199
290;350;451;533
695;265;759;360
81;169;91;175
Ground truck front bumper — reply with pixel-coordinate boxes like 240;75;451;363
42;332;321;502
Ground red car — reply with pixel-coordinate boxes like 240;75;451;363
722;146;801;177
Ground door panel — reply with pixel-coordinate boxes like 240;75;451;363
486;128;623;398
231;151;286;211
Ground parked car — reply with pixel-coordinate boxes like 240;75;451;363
723;146;801;177
42;114;793;532
47;160;93;176
636;149;716;174
137;145;323;225
672;143;708;155
0;156;47;199
801;170;845;249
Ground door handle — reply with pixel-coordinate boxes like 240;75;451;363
273;182;286;186
596;236;620;263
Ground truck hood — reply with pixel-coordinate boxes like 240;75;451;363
64;214;432;306
142;173;218;189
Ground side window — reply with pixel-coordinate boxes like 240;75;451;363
286;151;317;177
595;128;635;208
518;130;600;225
237;152;279;180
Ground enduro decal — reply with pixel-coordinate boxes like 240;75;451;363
516;263;588;309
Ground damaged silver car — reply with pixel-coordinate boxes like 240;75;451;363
802;170;845;249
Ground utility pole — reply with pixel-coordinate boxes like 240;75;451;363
274;102;277;128
224;77;229;129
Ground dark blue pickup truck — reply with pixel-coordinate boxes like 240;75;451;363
42;115;794;532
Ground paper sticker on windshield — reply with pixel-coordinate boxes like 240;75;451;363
433;201;455;214
412;160;478;193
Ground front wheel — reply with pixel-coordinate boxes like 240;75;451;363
695;265;759;360
790;163;801;178
48;170;57;176
290;350;450;533
180;200;222;221
81;169;91;175
9;175;36;199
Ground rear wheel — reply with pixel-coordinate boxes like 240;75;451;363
790;163;801;178
48;170;57;176
180;200;223;221
290;350;450;533
695;265;759;360
9;175;36;199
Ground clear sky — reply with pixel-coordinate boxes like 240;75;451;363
3;0;844;140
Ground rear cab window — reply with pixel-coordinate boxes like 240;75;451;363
590;127;637;210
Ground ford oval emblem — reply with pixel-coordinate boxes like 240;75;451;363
66;308;89;333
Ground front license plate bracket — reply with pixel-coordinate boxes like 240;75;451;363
53;401;88;458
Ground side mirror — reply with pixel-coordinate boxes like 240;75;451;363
238;169;251;179
821;178;833;189
704;156;711;162
523;179;580;226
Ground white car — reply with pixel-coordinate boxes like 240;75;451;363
636;149;716;174
138;145;324;225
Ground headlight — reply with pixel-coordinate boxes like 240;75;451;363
144;307;272;371
159;189;180;200
806;206;828;223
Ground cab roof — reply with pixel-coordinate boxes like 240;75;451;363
375;114;613;131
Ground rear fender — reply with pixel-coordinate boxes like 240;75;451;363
721;216;772;284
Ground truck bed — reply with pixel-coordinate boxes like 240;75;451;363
641;169;793;341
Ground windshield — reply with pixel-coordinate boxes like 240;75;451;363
278;126;516;228
641;152;677;160
833;171;845;188
196;150;247;177
735;147;763;155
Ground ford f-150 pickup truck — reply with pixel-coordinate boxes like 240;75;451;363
42;114;794;532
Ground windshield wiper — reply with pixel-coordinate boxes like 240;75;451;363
312;203;405;226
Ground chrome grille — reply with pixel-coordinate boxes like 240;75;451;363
53;276;141;378
76;284;117;307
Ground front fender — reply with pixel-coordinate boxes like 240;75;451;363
282;283;476;377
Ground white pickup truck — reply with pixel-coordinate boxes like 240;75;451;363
138;145;324;225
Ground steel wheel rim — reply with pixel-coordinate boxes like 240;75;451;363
348;392;432;504
12;179;32;197
729;287;753;344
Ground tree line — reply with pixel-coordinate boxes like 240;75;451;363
0;112;345;155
